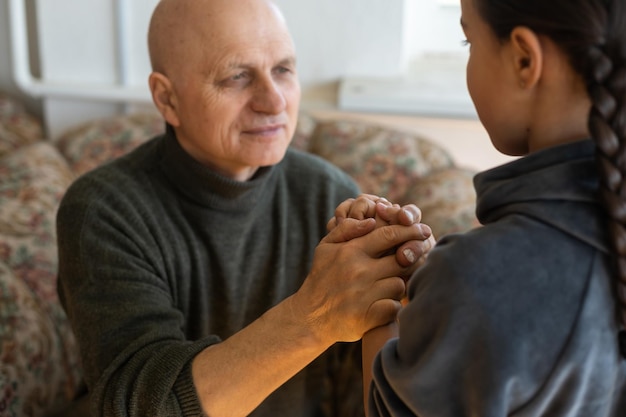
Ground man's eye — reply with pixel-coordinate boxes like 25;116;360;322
274;67;295;77
217;71;251;88
232;72;248;81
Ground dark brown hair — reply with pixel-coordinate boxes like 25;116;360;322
475;0;626;358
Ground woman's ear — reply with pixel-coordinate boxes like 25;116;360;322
509;26;543;90
149;72;181;127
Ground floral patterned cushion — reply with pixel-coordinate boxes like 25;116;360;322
307;119;478;237
56;112;165;177
309;119;455;203
290;112;318;151
0;143;82;416
405;168;480;237
0;93;44;157
0;263;80;417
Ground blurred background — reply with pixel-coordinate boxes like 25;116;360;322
0;0;513;169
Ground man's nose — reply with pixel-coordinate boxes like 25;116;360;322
250;76;287;114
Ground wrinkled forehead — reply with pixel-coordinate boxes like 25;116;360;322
192;8;296;75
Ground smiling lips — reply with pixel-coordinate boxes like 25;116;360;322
243;124;285;137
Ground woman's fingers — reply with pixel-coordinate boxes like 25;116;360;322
376;203;423;226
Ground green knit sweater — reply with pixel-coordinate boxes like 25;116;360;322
57;129;361;416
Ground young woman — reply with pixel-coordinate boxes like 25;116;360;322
359;0;626;415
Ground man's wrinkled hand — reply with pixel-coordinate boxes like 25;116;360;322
327;194;436;274
291;218;427;344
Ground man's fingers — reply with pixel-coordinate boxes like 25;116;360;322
398;205;423;225
362;277;405;331
376;203;423;226
332;198;356;223
346;196;377;220
365;298;403;329
328;196;377;233
363;223;430;257
395;233;435;268
331;196;422;233
372;276;406;301
323;217;376;244
333;194;387;223
326;216;338;233
328;216;435;270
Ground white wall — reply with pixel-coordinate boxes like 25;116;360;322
34;0;160;137
0;0;40;115
34;0;405;91
404;0;464;59
0;0;477;139
0;2;17;95
276;0;405;81
0;0;411;137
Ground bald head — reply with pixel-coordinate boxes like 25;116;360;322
148;0;290;76
146;0;300;180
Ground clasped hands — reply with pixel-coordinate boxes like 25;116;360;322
327;194;435;270
291;194;435;346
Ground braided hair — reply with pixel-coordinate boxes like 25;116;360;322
475;0;626;358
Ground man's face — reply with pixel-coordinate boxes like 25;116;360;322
165;3;301;181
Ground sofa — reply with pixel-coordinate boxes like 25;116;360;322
0;92;479;417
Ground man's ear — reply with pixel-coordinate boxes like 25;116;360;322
509;27;543;90
149;72;181;127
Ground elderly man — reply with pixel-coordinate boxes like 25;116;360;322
56;0;431;416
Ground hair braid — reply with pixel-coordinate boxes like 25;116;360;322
586;43;626;358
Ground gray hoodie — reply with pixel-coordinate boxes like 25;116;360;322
369;139;626;416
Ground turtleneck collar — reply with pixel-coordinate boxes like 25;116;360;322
156;125;276;211
474;139;609;253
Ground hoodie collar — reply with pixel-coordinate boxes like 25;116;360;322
474;139;609;253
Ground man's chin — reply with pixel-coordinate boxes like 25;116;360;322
256;147;289;168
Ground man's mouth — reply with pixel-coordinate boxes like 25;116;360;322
243;124;284;136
